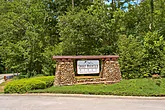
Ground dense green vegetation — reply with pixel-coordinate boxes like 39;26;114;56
29;78;165;96
0;0;165;79
4;76;54;93
3;76;165;96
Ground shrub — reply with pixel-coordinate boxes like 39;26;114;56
118;32;165;79
118;35;145;79
4;76;55;94
32;76;55;87
143;32;165;76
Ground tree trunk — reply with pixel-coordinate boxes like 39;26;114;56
72;0;74;9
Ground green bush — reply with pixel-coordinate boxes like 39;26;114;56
118;32;165;79
4;76;55;94
33;76;55;87
4;79;46;93
143;32;165;76
118;35;145;79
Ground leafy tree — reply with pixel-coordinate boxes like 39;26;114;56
0;57;5;74
57;9;102;55
0;0;56;76
153;0;165;36
57;1;125;55
143;31;165;76
44;0;93;44
123;0;151;37
1;0;165;79
118;35;145;79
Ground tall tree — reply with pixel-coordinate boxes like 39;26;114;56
57;1;125;55
44;0;93;48
0;0;55;76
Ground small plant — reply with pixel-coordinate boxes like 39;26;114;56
155;79;162;86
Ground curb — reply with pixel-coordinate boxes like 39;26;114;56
0;93;165;100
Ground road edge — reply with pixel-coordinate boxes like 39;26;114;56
0;93;165;100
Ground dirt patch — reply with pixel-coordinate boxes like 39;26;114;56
0;86;4;92
0;80;12;93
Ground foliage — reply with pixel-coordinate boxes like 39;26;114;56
1;0;165;78
117;0;165;78
0;57;5;73
0;0;56;76
143;31;165;76
57;1;124;55
58;10;102;55
44;0;93;48
118;35;145;79
30;78;165;96
4;79;46;94
34;76;55;87
118;31;165;79
4;76;54;93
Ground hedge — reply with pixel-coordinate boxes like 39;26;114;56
34;76;54;87
4;76;54;94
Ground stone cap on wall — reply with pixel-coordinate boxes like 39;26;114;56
53;55;119;61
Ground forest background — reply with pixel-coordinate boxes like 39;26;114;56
0;0;165;79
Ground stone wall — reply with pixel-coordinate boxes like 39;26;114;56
54;60;76;86
54;58;122;86
102;60;122;82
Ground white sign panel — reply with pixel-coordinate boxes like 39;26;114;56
77;60;99;74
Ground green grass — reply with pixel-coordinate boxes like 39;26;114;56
29;78;165;96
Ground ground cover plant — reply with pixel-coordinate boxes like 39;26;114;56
29;78;165;96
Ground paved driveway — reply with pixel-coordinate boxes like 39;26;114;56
0;74;16;79
0;95;165;110
0;74;12;84
0;73;19;84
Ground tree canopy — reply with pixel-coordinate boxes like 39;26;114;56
1;0;165;78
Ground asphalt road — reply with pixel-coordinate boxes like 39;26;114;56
0;95;165;110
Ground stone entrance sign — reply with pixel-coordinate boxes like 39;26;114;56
53;55;122;86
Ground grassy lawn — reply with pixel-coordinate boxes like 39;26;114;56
29;78;165;96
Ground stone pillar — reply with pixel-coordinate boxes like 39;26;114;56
102;59;122;82
54;59;75;86
99;59;104;78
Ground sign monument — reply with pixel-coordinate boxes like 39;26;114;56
53;56;122;86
